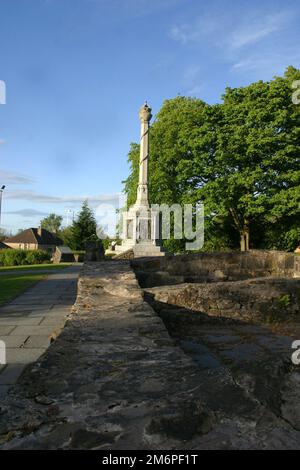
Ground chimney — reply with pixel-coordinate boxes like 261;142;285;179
38;226;42;237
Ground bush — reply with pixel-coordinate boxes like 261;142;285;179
0;249;27;266
25;250;51;265
0;249;51;266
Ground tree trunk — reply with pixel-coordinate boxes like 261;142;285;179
229;208;250;252
240;221;250;251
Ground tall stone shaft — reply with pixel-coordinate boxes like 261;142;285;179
136;102;152;207
113;102;166;257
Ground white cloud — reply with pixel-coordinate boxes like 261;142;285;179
5;190;123;207
169;9;296;51
183;64;201;82
229;12;294;50
170;17;217;44
186;85;202;96
170;8;299;80
0;170;34;185
182;65;203;96
5;208;49;217
232;47;300;73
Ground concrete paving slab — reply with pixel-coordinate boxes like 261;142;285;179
27;312;57;319
0;317;44;326
8;299;57;306
6;348;45;364
11;325;62;337
23;336;51;349
0;305;53;313
0;326;16;335
0;336;28;348
38;316;66;326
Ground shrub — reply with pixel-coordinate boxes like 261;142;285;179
0;249;27;266
25;250;51;265
0;249;51;266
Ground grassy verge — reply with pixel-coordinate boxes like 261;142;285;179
0;274;46;305
0;263;73;273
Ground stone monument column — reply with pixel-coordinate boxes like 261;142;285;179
136;102;152;207
114;102;166;258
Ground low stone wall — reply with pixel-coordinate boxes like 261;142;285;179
0;262;217;449
132;251;300;287
1;261;300;449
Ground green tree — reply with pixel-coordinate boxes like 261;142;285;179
59;226;74;249
41;213;63;234
71;201;97;250
123;68;300;252
190;67;300;251
0;228;11;241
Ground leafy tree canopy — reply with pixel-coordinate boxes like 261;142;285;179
123;67;300;252
40;213;63;234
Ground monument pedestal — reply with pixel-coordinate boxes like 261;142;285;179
115;204;166;258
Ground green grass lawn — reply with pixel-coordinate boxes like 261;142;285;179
0;274;46;305
0;263;73;273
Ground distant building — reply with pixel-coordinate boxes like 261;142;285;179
0;241;9;249
4;227;63;252
53;246;75;263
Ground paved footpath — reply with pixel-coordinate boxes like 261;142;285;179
0;268;72;276
0;265;81;396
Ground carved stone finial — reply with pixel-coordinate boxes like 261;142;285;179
139;102;152;122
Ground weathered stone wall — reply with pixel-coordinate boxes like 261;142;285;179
132;251;300;287
0;262;217;449
145;277;300;324
1;261;300;449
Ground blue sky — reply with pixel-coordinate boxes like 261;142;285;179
0;0;300;232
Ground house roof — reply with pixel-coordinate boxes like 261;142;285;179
0;241;9;249
4;228;62;246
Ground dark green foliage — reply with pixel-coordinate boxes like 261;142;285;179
123;68;300;252
102;237;111;250
0;249;51;266
71;201;97;251
59;226;74;249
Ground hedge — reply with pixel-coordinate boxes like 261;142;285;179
0;249;51;266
